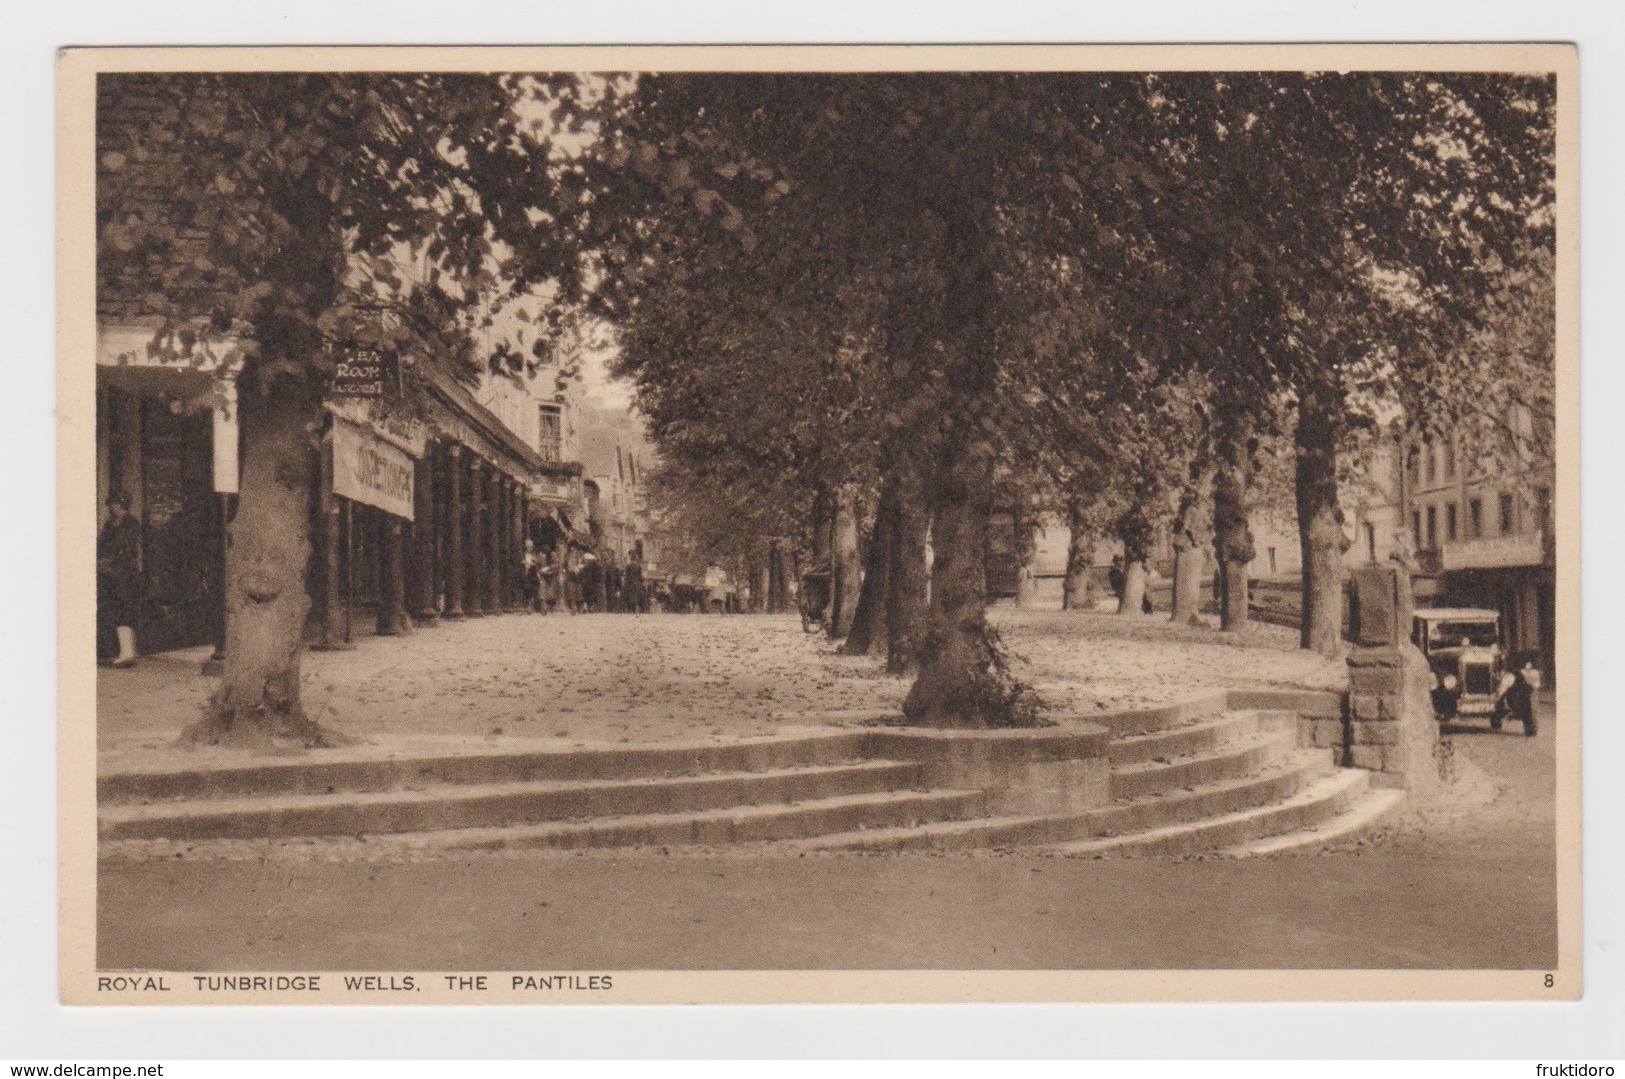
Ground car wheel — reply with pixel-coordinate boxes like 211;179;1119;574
1490;713;1504;731
1525;720;1537;738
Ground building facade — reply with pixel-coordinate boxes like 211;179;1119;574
1405;423;1555;679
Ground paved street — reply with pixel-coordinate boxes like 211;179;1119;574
98;695;1557;972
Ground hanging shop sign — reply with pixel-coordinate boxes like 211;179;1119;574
330;348;400;399
333;417;415;520
212;381;239;494
327;398;428;458
531;475;578;505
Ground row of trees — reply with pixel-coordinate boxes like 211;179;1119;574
97;69;1555;744
595;72;1555;727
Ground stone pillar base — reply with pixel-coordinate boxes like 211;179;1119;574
1346;644;1443;794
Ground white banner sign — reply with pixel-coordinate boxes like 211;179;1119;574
333;417;415;520
212;382;239;494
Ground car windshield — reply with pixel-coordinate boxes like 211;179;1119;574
1428;621;1499;648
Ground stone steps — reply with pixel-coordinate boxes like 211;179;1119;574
1105;710;1287;765
786;750;1334;852
98;731;871;805
1041;769;1377;859
392;788;990;852
1108;728;1293;801
1215;787;1406;857
98;759;924;841
97;688;1400;858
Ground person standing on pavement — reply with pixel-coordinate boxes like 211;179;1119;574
523;538;540;612
1108;555;1126;605
579;552;603;613
704;563;728;614
98;490;142;667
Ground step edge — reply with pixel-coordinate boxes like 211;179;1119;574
99;759;927;826
1045;770;1373;855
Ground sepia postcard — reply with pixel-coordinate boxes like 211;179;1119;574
57;43;1580;1006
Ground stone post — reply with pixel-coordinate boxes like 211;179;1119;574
1345;564;1441;792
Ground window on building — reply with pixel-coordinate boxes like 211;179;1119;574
1468;498;1482;539
537;405;562;463
1426;506;1437;549
1412;510;1422;548
1424;445;1436;484
1534;486;1552;529
1443;442;1456;481
1267;547;1277;575
1446;502;1458;543
1364;522;1377;563
1500;492;1515;535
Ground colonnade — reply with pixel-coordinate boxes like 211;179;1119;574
317;437;535;645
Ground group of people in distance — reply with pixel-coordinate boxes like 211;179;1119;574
521;541;739;616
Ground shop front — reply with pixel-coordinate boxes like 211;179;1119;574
95;323;239;661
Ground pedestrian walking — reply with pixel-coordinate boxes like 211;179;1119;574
1108;555;1126;603
98;490;142;667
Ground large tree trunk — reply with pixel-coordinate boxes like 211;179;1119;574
829;484;861;639
842;479;895;657
1116;508;1153;616
1213;414;1257;633
767;539;790;613
1061;500;1095;611
1296;379;1347;656
1013;508;1040;608
197;369;333;747
899;208;1035;727
1170;466;1214;624
886;455;930;675
808;486;833;625
1170;542;1203;623
747;550;768;613
903;438;1036;727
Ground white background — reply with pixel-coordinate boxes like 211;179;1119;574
4;0;1621;1061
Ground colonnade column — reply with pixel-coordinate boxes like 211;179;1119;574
444;444;466;619
486;466;504;613
514;484;530;611
499;474;515;611
377;514;412;636
466;457;487;616
411;438;439;625
314;431;351;649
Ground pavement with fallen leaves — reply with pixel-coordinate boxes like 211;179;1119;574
96;607;1346;766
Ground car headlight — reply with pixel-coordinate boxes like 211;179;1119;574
1500;673;1516;693
1442;674;1458;691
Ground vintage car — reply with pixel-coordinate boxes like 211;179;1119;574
1411;607;1539;735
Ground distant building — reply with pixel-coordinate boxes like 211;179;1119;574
1404;416;1555;678
575;404;658;569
